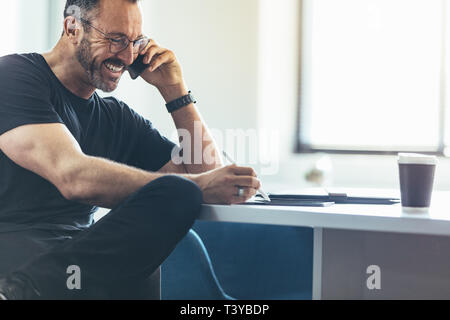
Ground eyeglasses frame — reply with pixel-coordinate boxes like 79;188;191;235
78;17;150;54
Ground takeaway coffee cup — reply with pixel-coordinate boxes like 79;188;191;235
398;153;437;213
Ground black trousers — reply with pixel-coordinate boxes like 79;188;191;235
0;175;203;299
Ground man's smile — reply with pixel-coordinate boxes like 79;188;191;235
103;59;125;74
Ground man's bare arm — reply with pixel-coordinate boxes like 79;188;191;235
159;159;188;174
157;101;223;175
0;123;173;208
160;86;224;174
60;156;167;208
0;123;260;207
137;40;223;174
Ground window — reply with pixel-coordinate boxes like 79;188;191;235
298;0;449;154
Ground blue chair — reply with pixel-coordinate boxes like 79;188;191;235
162;229;234;300
193;221;313;300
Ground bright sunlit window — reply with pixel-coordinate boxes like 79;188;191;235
299;0;449;154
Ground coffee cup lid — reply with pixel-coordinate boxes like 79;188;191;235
398;153;437;165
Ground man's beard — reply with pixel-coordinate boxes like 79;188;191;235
75;37;122;93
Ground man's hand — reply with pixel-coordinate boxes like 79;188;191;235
192;165;262;205
138;39;185;94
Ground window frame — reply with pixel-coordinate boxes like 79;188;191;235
296;0;448;157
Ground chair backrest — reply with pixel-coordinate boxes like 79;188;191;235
162;229;233;300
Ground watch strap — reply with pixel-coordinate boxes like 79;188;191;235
166;91;197;113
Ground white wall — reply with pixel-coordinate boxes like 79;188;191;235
0;0;51;55
18;0;50;52
113;0;260;138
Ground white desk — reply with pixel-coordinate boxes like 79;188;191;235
199;191;450;299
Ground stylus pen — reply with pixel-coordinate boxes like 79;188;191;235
222;151;271;202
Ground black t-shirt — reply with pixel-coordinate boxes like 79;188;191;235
0;53;176;232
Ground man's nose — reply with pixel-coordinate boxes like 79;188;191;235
116;42;135;66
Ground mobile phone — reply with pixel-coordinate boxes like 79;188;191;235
128;54;150;80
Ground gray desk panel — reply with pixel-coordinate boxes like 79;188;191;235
321;229;450;299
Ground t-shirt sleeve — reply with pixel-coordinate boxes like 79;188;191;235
0;55;64;136
116;100;177;172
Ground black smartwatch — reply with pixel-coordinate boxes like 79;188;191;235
166;91;197;113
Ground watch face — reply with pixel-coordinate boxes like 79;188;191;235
188;94;196;103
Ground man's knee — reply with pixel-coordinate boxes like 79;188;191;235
142;175;203;222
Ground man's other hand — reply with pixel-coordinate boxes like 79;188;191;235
138;39;184;90
193;165;262;205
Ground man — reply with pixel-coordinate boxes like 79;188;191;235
0;0;261;299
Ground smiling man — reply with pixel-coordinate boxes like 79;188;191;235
0;0;261;300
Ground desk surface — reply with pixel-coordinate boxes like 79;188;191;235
199;190;450;237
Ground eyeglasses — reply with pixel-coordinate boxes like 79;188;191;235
79;18;150;54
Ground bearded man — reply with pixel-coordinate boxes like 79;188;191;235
0;0;261;299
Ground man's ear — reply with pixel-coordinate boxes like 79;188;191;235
64;17;82;44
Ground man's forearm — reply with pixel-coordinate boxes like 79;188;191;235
66;154;194;209
67;85;220;207
158;84;224;174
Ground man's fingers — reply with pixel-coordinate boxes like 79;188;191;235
230;165;257;177
140;39;158;55
149;50;175;72
230;176;261;189
143;45;166;65
231;188;258;204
